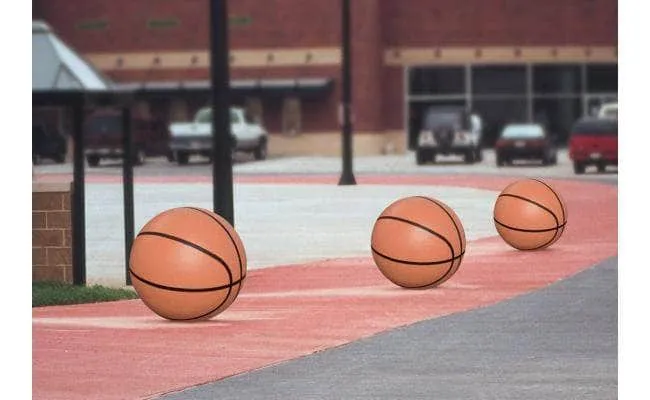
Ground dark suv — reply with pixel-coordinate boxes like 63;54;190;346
84;109;170;167
415;106;483;165
32;123;67;164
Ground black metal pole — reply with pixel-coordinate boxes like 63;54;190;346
209;0;235;225
72;96;86;285
338;0;356;185
121;106;134;285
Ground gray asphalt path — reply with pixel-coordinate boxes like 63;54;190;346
161;257;617;400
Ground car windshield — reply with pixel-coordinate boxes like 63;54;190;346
195;108;241;123
601;108;617;119
195;108;212;123
85;115;121;134
572;119;618;136
424;110;462;128
501;125;544;139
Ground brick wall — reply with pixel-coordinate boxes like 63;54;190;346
380;0;617;46
32;182;73;284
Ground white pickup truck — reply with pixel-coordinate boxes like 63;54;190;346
168;106;268;165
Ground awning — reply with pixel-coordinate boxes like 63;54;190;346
112;78;334;97
32;20;113;91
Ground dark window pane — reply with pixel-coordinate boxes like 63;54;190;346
84;115;121;134
533;97;583;143
533;65;582;94
408;99;466;149
472;98;527;146
472;66;526;95
586;96;618;117
409;67;465;95
571;118;618;136
587;64;617;93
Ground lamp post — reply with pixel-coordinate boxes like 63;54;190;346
338;0;356;186
209;0;235;225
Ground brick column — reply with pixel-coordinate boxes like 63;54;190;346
32;182;73;283
350;0;384;133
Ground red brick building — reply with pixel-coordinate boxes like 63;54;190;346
33;0;617;155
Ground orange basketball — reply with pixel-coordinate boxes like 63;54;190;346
129;207;247;321
371;196;466;289
493;179;567;251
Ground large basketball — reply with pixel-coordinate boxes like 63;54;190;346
129;207;247;321
493;179;567;250
371;196;466;289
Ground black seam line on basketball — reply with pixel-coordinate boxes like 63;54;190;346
531;179;567;224
376;215;456;259
496;191;562;245
133;230;239;321
184;207;244;279
371;246;465;266
404;257;463;289
494;218;567;233
165;280;246;322
497;193;560;226
129;268;246;292
137;230;234;281
414;196;464;255
496;192;561;247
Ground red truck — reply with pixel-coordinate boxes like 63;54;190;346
84;109;170;167
568;117;617;174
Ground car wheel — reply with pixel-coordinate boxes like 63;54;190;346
464;150;475;164
33;154;42;165
542;156;551;166
416;149;429;165
496;155;505;167
177;152;190;166
597;163;606;173
87;155;100;167
53;152;66;164
254;137;268;160
573;161;585;174
475;148;483;162
132;149;146;166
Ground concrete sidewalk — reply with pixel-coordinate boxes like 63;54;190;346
84;180;498;286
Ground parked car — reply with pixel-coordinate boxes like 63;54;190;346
416;106;483;165
569;117;617;174
168;106;268;165
84;109;170;167
495;123;558;166
32;123;67;164
597;102;618;119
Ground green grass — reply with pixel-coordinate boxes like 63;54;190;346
33;281;139;307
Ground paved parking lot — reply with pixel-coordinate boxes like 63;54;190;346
34;149;617;180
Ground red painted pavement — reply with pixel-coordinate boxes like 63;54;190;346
32;176;617;400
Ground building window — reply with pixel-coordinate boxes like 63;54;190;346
282;97;301;135
472;98;528;145
229;15;253;27
76;19;108;31
169;99;188;121
533;98;583;138
245;97;263;125
409;67;465;96
147;18;179;29
533;65;582;95
586;64;617;93
133;101;152;119
472;66;527;95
